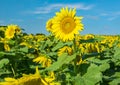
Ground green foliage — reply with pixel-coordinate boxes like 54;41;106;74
45;53;76;71
0;52;5;58
109;72;120;85
0;58;9;68
0;29;120;85
52;41;64;51
74;64;102;85
19;46;28;53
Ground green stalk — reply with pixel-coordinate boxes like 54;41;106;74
10;64;16;77
73;35;77;75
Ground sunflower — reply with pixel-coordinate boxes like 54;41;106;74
84;34;95;40
4;43;10;51
58;46;73;56
0;67;41;85
33;55;52;67
0;67;60;85
51;7;84;41
15;25;21;35
46;18;53;32
5;25;16;39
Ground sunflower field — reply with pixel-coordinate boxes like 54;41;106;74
0;7;120;85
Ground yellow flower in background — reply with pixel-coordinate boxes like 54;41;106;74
46;18;53;32
20;42;32;48
78;44;85;54
15;25;21;35
5;25;16;39
0;67;59;85
58;46;73;56
17;70;41;85
84;43;102;53
50;7;84;41
84;34;95;40
0;77;18;85
4;44;10;51
35;34;47;42
33;55;52;67
118;43;120;47
0;67;42;85
0;27;6;32
0;38;10;51
0;38;8;43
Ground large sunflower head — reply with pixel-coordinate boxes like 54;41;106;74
49;7;84;41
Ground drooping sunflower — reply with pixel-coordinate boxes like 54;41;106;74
58;46;73;56
84;34;95;40
4;43;10;51
0;67;60;85
51;7;84;41
0;67;42;85
5;25;16;39
33;55;52;67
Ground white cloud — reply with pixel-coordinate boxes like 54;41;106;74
85;15;99;20
114;11;120;16
31;3;94;14
67;4;94;10
100;11;120;21
100;11;120;16
100;13;108;16
108;12;120;21
107;16;117;21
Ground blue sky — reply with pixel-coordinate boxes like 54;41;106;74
0;0;120;35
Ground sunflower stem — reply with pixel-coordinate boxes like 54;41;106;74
73;35;77;75
10;64;16;77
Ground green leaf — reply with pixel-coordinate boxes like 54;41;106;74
79;63;90;76
0;58;9;68
8;40;15;45
65;54;76;64
111;72;120;78
109;78;120;85
65;41;73;46
19;46;28;53
114;47;120;60
45;39;54;47
86;57;110;65
5;52;16;56
75;64;102;85
99;63;110;72
39;41;46;50
103;72;120;84
74;75;85;85
0;52;5;58
47;52;57;56
45;53;76;71
82;64;102;85
52;41;64;51
0;69;12;75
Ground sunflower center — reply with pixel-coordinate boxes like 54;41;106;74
60;17;76;34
